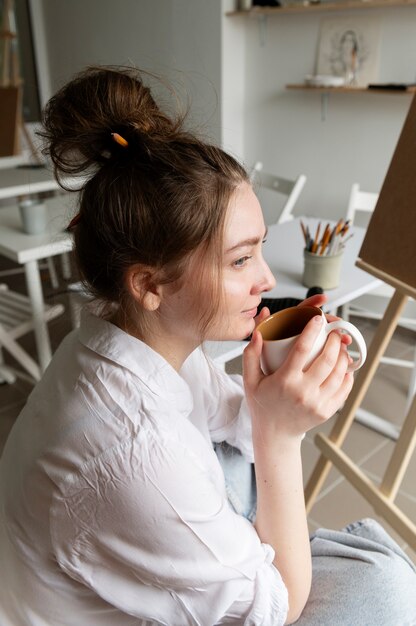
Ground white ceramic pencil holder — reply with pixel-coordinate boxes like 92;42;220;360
302;249;344;290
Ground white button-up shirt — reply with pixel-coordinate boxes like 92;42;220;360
0;309;288;625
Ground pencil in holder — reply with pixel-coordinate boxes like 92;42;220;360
302;249;344;290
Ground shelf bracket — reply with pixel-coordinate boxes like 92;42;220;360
257;14;268;47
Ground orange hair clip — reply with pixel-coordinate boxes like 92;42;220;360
111;132;129;148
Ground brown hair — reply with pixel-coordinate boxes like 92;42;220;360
40;66;248;334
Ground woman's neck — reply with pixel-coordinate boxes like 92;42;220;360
109;308;198;372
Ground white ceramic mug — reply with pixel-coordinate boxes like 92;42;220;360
18;199;48;235
257;305;367;375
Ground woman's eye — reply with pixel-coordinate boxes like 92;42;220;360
233;255;252;268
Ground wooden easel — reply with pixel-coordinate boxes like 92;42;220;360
305;281;416;550
305;94;416;551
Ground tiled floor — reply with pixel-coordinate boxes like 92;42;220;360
1;256;415;565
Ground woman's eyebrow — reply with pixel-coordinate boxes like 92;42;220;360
226;227;268;254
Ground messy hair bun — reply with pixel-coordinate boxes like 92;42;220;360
41;66;248;331
41;66;182;179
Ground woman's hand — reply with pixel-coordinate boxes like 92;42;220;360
243;313;354;439
297;293;352;346
297;292;327;311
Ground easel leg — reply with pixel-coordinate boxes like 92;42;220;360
314;429;416;549
381;392;416;500
305;290;408;513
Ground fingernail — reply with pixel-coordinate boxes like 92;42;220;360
314;315;323;323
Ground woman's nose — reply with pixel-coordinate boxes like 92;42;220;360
255;260;276;294
263;264;276;292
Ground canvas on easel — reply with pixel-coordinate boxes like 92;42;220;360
305;94;416;551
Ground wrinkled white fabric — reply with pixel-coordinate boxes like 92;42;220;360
0;308;288;626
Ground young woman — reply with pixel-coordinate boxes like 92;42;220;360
0;67;415;626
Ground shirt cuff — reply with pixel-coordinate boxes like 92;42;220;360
244;544;289;626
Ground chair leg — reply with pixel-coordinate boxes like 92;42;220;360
60;252;72;280
0;366;17;384
46;257;59;289
0;345;17;384
0;327;41;381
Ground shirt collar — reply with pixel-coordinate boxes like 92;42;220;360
78;306;194;415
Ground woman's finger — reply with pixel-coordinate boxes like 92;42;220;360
324;324;353;346
297;293;328;310
319;341;350;396
325;314;341;323
339;331;353;346
254;306;270;328
324;371;355;416
304;331;343;384
243;330;264;393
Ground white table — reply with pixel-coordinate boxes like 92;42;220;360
0;164;81;200
0;196;74;371
205;217;381;364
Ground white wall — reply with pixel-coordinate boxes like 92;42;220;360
34;1;416;220
37;0;223;144
220;1;247;161
240;8;416;218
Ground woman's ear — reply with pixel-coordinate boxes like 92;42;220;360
124;265;161;312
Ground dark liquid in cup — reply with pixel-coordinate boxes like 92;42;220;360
259;306;319;341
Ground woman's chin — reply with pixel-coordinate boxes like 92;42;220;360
206;318;256;343
225;321;255;341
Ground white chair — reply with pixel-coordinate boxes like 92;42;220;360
0;283;64;383
343;183;416;419
250;161;307;224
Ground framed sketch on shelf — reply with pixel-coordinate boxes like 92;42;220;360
315;17;382;87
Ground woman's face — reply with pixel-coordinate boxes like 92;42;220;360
210;181;276;340
156;182;275;353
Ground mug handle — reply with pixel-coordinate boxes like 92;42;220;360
326;320;367;372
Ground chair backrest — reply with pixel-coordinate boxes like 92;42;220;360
250;161;306;224
0;283;64;381
346;183;379;225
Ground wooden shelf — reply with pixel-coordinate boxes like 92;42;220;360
286;84;416;94
227;0;416;16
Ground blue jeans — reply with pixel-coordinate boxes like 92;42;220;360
214;442;257;522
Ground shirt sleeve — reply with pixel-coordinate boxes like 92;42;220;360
181;347;255;462
50;423;288;626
